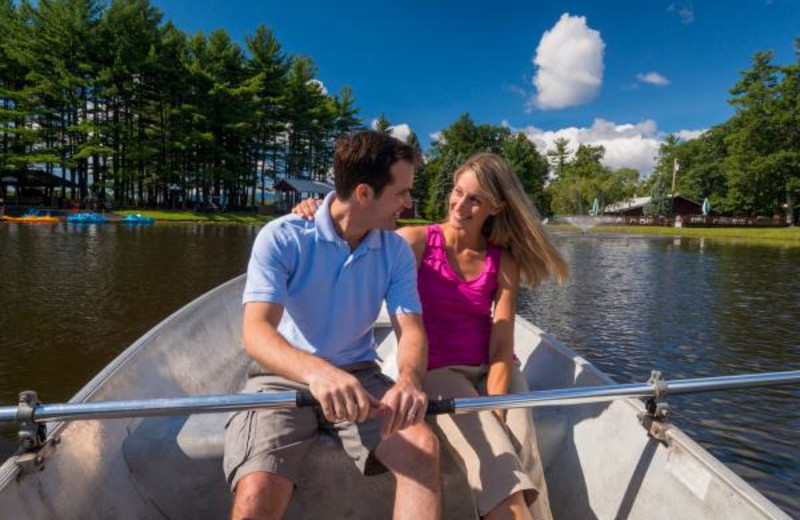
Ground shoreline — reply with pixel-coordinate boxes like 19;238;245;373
5;210;798;245
546;223;800;246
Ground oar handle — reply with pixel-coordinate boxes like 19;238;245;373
295;390;456;416
296;390;318;409
426;398;456;415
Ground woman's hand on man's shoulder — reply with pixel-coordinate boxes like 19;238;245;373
291;198;323;220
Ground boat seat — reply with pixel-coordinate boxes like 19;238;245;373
123;408;478;520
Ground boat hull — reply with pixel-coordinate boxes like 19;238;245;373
0;275;790;519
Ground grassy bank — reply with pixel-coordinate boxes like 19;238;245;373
547;223;800;246
116;211;435;227
117;210;273;225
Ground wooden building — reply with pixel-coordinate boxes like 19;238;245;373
1;169;77;206
272;179;335;213
272;178;417;218
604;194;706;217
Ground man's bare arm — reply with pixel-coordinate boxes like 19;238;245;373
380;312;429;435
243;302;382;423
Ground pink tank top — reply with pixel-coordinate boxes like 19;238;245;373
417;224;502;370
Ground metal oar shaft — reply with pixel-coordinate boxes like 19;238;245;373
444;370;800;414
0;392;300;423
0;370;798;423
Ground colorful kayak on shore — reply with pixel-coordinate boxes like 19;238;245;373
1;210;59;223
121;214;156;225
67;212;108;224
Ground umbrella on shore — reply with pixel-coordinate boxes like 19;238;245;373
702;197;711;216
590;197;599;215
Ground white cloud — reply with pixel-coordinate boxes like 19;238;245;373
429;131;444;144
667;2;695;24
307;79;327;95
675;129;705;141
530;13;605;110
637;72;670;86
509;118;705;176
389;123;411;143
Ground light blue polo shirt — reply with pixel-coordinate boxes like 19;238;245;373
243;192;422;367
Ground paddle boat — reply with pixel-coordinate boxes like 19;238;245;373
121;214;156;225
67;211;107;224
1;209;59;223
0;275;794;519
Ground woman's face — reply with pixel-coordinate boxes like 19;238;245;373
447;169;498;233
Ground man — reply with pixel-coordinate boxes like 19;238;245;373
224;130;441;520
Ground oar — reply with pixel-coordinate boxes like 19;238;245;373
1;370;798;424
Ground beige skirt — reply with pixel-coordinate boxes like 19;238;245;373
424;364;554;520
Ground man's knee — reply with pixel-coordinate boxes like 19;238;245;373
378;424;440;475
407;424;440;460
231;472;294;520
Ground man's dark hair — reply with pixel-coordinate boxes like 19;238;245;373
333;130;420;199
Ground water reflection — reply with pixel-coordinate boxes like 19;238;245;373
0;221;258;419
519;234;800;514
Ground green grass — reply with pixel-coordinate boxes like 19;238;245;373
546;223;800;246
117;210;273;225
397;218;433;226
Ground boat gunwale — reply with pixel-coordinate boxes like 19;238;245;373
513;317;790;519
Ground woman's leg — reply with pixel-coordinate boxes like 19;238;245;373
503;367;554;520
484;491;533;520
425;366;537;518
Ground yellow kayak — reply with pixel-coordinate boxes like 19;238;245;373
4;215;59;223
1;210;59;223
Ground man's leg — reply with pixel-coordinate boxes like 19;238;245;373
375;423;442;520
224;375;319;520
231;472;294;520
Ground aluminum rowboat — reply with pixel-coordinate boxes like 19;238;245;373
0;275;790;519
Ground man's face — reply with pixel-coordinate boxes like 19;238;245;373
367;160;414;230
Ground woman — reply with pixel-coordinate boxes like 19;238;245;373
294;153;567;520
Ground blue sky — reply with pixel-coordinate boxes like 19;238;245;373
154;0;799;175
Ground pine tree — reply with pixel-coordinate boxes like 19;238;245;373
374;113;391;134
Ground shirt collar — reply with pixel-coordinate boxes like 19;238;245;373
315;191;382;250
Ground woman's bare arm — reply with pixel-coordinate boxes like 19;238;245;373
486;250;520;419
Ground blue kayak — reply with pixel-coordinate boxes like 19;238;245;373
121;214;155;225
67;212;108;224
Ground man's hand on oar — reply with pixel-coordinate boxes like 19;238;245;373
307;364;384;423
379;377;428;437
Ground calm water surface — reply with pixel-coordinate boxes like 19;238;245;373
1;223;798;516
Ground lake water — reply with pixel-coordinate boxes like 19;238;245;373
1;223;798;516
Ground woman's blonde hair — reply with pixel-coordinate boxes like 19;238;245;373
453;153;568;288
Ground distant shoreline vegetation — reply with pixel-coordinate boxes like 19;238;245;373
547;223;800;246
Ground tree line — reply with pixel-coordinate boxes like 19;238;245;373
0;0;361;209
645;40;799;223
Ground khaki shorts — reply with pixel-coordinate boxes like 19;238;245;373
223;361;393;492
424;364;553;520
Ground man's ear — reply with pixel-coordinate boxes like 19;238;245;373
355;184;374;204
